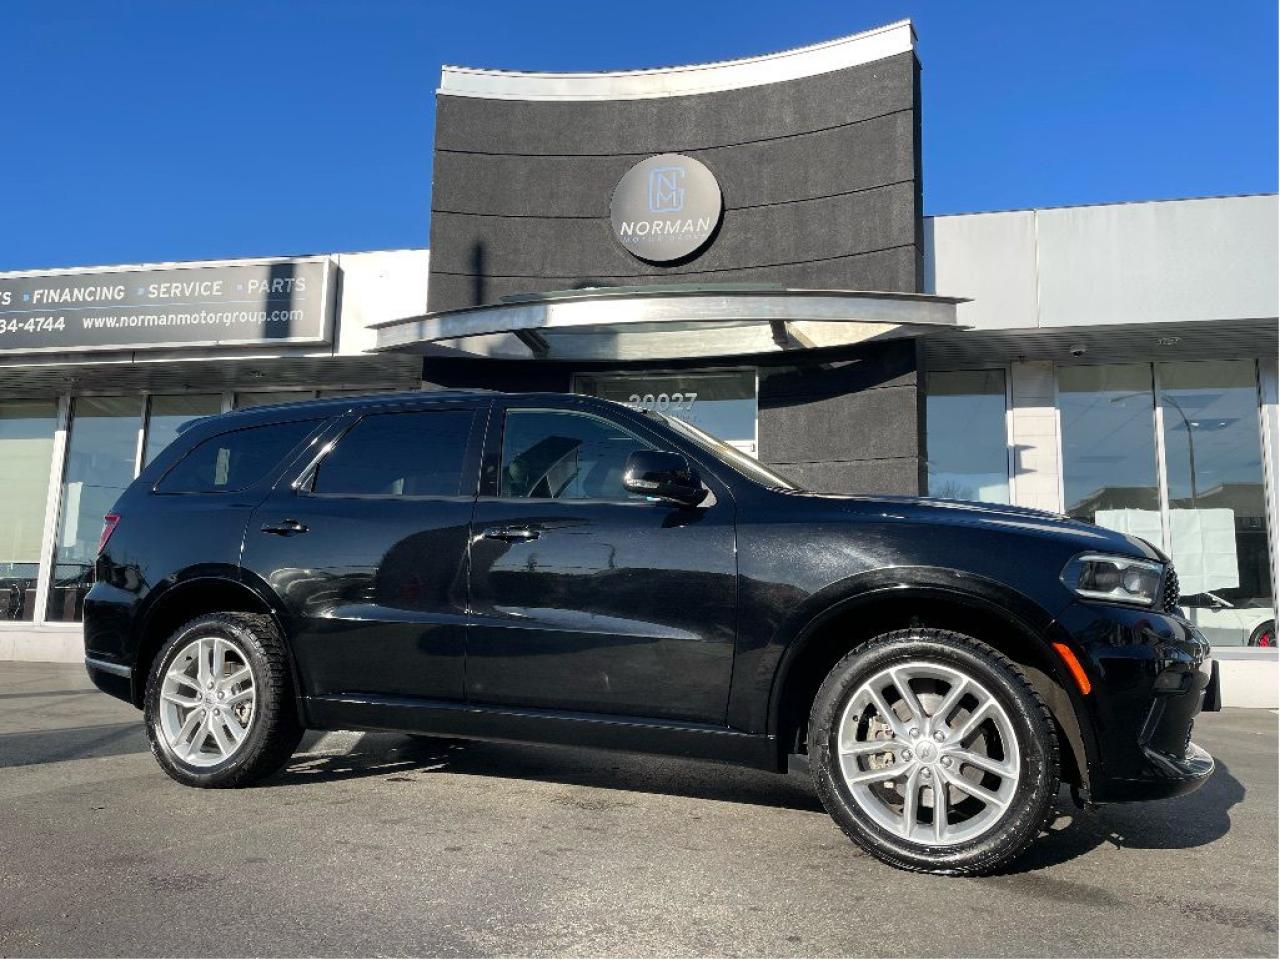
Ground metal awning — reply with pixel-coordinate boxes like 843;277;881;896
371;286;966;362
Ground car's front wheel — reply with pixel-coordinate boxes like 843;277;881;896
144;612;303;788
808;628;1059;875
1248;619;1275;647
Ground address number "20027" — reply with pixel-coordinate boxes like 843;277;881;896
626;392;697;414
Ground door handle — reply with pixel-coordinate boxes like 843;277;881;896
482;525;541;543
260;518;309;536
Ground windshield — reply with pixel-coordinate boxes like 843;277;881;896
645;411;801;491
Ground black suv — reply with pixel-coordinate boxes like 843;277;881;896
84;391;1219;875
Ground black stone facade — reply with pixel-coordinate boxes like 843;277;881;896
428;52;923;309
424;46;929;495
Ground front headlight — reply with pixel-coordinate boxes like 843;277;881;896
1061;553;1165;606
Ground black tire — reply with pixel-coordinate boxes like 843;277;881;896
144;612;304;788
808;628;1059;876
1247;619;1275;647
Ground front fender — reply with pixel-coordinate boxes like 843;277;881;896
744;566;1058;733
726;566;1095;787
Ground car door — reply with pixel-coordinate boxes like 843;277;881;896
466;400;737;724
242;397;486;701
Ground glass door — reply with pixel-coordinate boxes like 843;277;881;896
1158;361;1274;647
1057;361;1275;648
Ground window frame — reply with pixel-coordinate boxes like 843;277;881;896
297;404;484;502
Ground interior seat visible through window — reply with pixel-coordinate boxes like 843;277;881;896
499;409;651;501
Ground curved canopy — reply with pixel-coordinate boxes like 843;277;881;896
372;286;965;362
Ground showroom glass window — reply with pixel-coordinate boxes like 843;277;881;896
1058;364;1161;531
144;394;222;465
1158;361;1273;646
926;370;1009;503
1058;361;1275;648
573;370;757;454
312;411;473;497
500;409;651;500
46;397;141;621
0;399;58;621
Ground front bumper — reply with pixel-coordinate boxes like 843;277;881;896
1056;601;1217;803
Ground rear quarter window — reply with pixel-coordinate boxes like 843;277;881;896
156;419;320;494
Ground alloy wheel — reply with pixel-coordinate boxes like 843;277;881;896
835;660;1021;846
158;636;257;767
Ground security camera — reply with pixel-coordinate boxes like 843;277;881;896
1068;344;1087;358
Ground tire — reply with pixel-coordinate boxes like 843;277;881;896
808;628;1059;876
144;612;304;788
1248;620;1275;647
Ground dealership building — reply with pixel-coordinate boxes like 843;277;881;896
1;21;1276;705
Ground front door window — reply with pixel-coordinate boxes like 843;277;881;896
499;409;651;501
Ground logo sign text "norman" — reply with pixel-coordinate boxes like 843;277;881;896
610;154;722;263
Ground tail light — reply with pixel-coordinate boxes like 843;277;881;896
97;514;120;555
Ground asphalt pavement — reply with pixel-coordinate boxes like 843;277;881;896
0;661;1275;958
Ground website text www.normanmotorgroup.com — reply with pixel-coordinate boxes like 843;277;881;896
0;307;305;337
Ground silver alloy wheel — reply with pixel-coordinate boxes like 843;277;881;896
158;636;256;768
836;660;1021;847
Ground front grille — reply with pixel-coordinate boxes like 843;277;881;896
1161;565;1181;613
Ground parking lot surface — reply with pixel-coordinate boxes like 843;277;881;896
0;661;1275;958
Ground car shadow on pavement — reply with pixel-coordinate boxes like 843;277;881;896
0;722;149;768
271;731;1248;855
1000;759;1247;874
270;731;825;811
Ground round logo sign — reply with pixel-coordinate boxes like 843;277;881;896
610;154;722;263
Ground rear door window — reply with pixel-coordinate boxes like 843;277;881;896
157;419;320;494
310;409;475;498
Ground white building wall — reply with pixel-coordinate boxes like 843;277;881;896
333;249;430;356
1036;195;1279;328
923;211;1038;330
929;194;1279;331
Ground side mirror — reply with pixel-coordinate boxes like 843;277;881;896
623;450;707;507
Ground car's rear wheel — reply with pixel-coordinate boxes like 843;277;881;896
808;628;1059;875
144;612;303;788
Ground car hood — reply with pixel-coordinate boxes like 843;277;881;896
779;492;1164;561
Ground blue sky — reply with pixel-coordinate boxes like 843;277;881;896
3;0;1275;271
